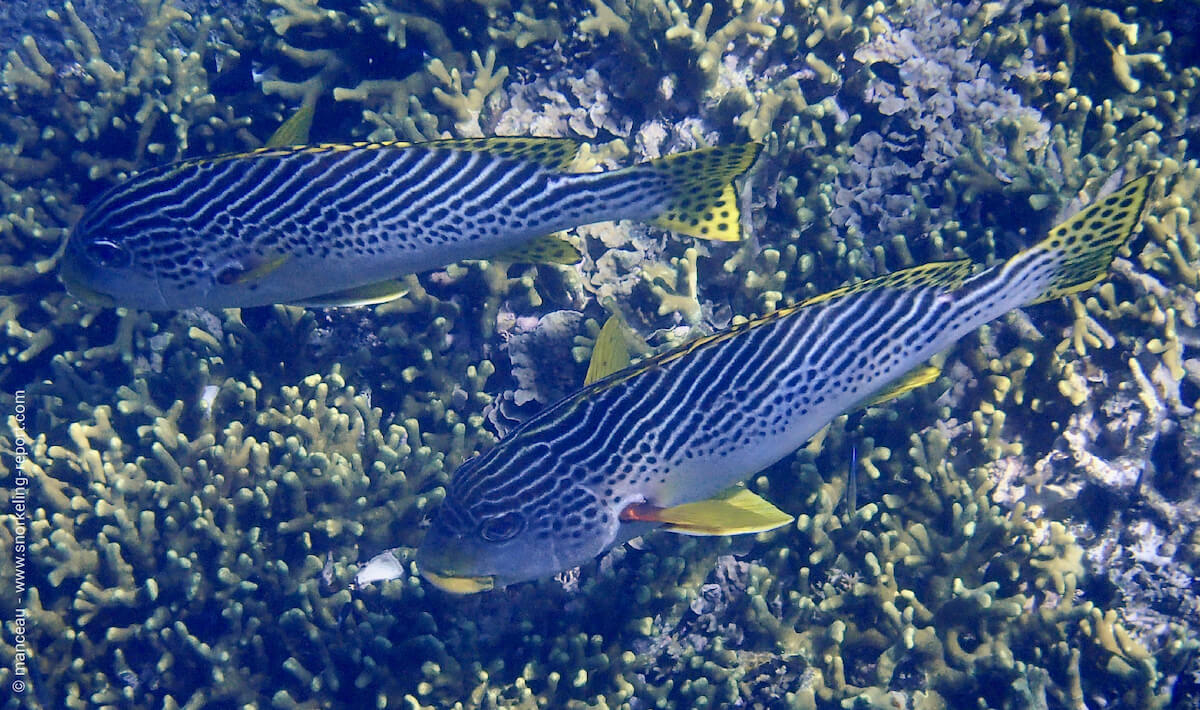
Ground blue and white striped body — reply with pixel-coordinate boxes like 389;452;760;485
418;176;1152;591
448;262;1010;545
60;139;760;310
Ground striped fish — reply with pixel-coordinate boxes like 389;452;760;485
59;137;761;310
417;176;1152;593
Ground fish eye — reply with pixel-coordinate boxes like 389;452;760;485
85;239;131;268
479;511;525;542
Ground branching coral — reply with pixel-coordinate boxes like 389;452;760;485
1;365;464;707
0;1;257;391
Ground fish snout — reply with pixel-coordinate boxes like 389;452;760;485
416;528;497;594
419;568;496;594
59;252;117;307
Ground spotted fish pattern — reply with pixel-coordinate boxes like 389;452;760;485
417;175;1153;592
60;138;761;309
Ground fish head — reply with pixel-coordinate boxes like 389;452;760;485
58;168;231;310
417;451;620;593
59;161;289;310
59;217;168;309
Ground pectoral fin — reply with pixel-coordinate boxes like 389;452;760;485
288;279;410;307
493;233;583;265
585;316;632;385
217;254;292;285
620;487;793;536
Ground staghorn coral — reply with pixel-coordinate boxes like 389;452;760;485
0;0;264;393
1;366;456;707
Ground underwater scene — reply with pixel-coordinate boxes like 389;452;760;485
1;0;1199;707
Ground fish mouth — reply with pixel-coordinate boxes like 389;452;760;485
60;270;117;308
419;568;496;594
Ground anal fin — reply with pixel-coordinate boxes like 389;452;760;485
289;279;409;307
866;363;942;407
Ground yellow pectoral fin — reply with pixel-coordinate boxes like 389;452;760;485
288;279;410;307
493;233;583;265
624;488;794;536
219;254;292;285
865;363;942;407
585;315;632;385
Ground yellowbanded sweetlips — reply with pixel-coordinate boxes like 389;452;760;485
417;175;1153;594
59;136;762;310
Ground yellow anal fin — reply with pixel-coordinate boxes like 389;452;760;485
266;102;315;148
426;137;583;170
621;487;793;536
647;142;762;242
1025;175;1151;304
288;279;410;308
585;315;632;385
866;364;942;407
494;233;582;265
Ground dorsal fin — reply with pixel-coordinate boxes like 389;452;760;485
795;258;974;310
492;233;582;265
425;137;584;170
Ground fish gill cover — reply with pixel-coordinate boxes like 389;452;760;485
0;0;1197;708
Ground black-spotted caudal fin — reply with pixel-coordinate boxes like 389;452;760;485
1025;175;1152;304
646;143;762;241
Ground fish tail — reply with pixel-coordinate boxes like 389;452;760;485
967;175;1151;309
1016;175;1152;305
643;143;763;241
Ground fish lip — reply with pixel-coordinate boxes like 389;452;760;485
419;567;496;594
60;269;117;308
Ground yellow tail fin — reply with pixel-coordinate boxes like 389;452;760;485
1027;175;1152;304
646;143;762;241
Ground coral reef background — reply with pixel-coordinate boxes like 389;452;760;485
1;0;1198;707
